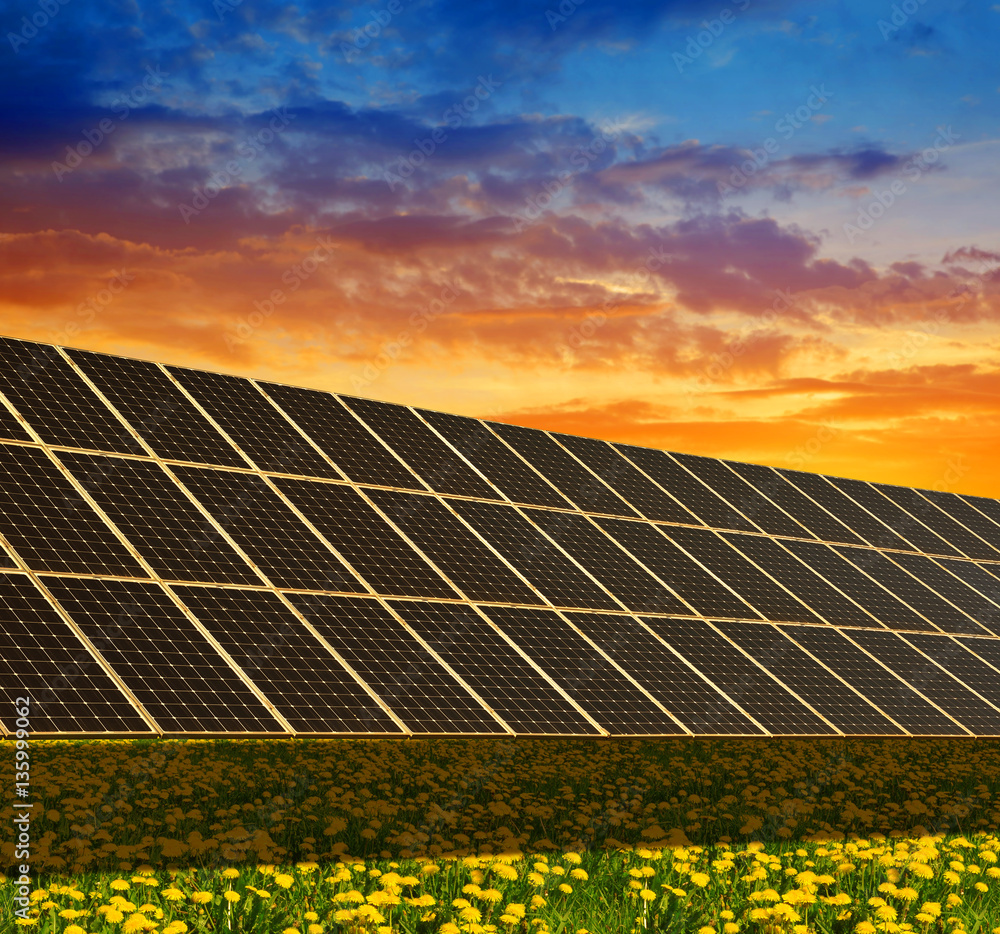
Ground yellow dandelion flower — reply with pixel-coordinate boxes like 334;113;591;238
111;880;131;891
224;891;240;903
921;902;942;917
458;906;482;923
439;925;461;934
103;908;125;923
275;873;295;889
190;892;213;905
64;927;86;934
530;895;546;909
639;889;656;902
307;926;324;934
976;882;989;892
563;852;582;865
58;910;81;919
221;868;240;879
723;925;740;934
481;888;504;903
570;868;588;881
162;887;185;901
558;884;573;894
946;894;962;907
282;928;301;934
690;872;710;887
506;904;527;919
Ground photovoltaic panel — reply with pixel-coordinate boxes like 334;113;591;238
961;494;1000;533
390;600;600;734
663;526;821;623
780;625;961;735
779;469;914;551
448;499;620;609
827;476;960;556
418;409;573;508
644;617;836;734
59;452;260;585
0;394;33;442
0;443;146;577
727;461;865;545
172;467;365;593
833;545;982;635
481;605;685;734
65;348;248;468
904;633;1000;717
916;488;1000;555
341;396;498;499
594;517;758;619
955;638;1000;687
553;434;696;523
874;483;1000;561
173;586;402;734
286;593;505;734
491;422;639;517
567;612;763;734
272;478;458;599
722;533;877;627
0;542;17;568
0;573;150;733
848;629;1000;735
167;368;339;478
934;559;1000;633
44;577;281;733
615;444;751;531
672;454;805;537
521;509;693;614
259;382;423;489
366;489;543;605
0;338;142;454
714;621;903;734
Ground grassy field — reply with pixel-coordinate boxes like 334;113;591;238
3;737;1000;933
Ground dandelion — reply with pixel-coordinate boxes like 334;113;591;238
190;892;213;905
275;873;295;888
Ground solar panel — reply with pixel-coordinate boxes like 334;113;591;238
366;489;543;604
66;348;248;468
780;626;962;735
481;605;685;734
914;488;1000;556
0;396;33;442
0;338;142;454
552;434;696;523
341;396;499;499
672;454;805;537
173;586;403;733
593;517;758;619
714;621;904;734
419;408;573;508
0;572;150;733
448;499;620;609
932;559;1000;634
961;494;1000;534
389;600;601;734
567;612;764;734
59;452;261;585
167;368;339;478
643;617;836;734
287;593;506;734
491;422;639;517
44;577;282;733
663;526;822;623
0;444;146;577
904;633;1000;717
172;467;365;592
520;509;694;614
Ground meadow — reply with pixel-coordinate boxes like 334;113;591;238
3;737;1000;933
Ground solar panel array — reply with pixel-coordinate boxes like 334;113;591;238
4;335;1000;737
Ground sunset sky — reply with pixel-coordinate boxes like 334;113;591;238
2;0;999;494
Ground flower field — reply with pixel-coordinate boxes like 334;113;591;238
4;737;1000;933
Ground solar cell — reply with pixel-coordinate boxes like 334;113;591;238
663;526;821;623
780;626;961;735
615;444;750;531
728;461;865;545
259;382;423;489
172;467;365;592
366;489;543;604
553;434;696;523
448;499;620;609
66;348;247;467
643;618;836;734
287;593;505;734
956;638;1000;689
45;577;282;733
342;397;498;498
567;612;763;733
714;621;903;734
491;422;639;516
173;586;402;733
905;633;1000;717
961;494;1000;534
0;396;33;443
594;517;759;618
520;509;693;614
390;601;601;734
481;605;685;735
60;452;261;585
0;573;150;733
779;469;915;550
722;533;877;627
848;629;1000;734
916;489;1000;555
0;444;146;577
418;409;573;508
168;368;339;477
0;338;141;453
0;541;17;568
875;484;1000;560
933;560;1000;634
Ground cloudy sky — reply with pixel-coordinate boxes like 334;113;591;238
3;0;999;493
